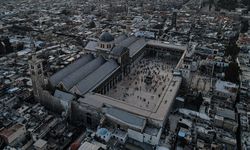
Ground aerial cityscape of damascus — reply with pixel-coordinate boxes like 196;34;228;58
0;0;250;149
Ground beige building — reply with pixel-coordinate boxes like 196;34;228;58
33;139;47;150
0;123;26;145
214;80;239;101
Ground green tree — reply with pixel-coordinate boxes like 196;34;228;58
217;0;237;11
61;9;70;15
224;39;240;60
209;0;214;11
88;21;96;29
241;19;249;33
196;92;204;108
225;62;240;83
242;0;250;10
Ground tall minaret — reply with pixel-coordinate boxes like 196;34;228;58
29;41;44;100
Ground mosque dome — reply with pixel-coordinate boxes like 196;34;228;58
99;31;114;42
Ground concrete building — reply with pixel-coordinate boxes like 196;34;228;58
214;80;239;101
215;107;238;132
33;139;47;150
0;123;26;145
78;141;106;150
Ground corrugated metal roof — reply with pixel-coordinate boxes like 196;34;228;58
106;107;146;130
49;54;94;87
60;56;106;90
71;59;119;95
111;45;127;56
85;41;98;51
128;38;147;57
54;90;75;102
118;36;138;48
114;34;128;44
147;40;187;51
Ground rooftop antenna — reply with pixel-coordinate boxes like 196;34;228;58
125;0;129;16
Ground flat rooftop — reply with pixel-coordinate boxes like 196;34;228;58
190;74;211;93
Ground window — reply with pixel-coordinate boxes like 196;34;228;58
37;64;41;69
107;44;111;49
38;70;42;75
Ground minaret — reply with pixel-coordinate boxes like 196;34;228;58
29;42;44;100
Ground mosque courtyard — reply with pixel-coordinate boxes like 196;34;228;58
107;56;178;111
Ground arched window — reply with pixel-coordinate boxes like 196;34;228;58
37;64;41;69
38;70;42;75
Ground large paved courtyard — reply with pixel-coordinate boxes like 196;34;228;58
107;57;178;111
